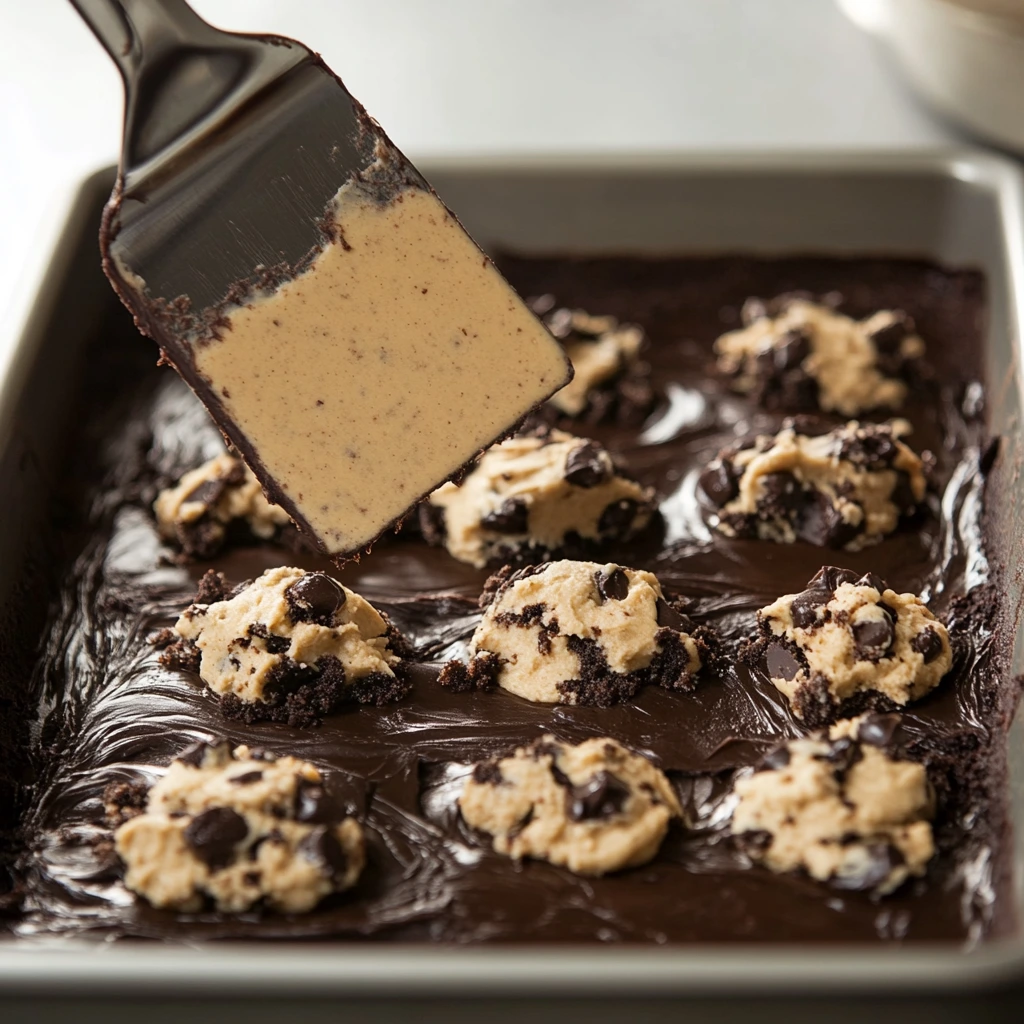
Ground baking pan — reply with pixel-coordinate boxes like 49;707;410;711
1;151;1023;1013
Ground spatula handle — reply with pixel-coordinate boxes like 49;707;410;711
69;0;217;87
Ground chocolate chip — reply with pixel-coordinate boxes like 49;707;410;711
298;826;348;881
472;762;504;785
285;572;346;626
759;745;792;771
758;471;804;515
567;771;631;821
818;737;863;776
182;477;227;509
176;739;222;768
564;441;611;488
789;566;858;628
773;328;811;371
184;807;248;869
698;461;739;507
795;492;858;548
598;499;638;536
855;572;889;594
835;427;897;467
595;567;629;601
481;497;530;534
911;627;944;664
766;642;802;681
869;317;911;355
230;771;263;785
248;622;290;654
655;598;694;633
790;594;825;630
294;777;343;824
852;616;894;661
814;566;860;592
857;713;901;748
889;470;917;512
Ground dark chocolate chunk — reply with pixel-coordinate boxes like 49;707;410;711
564;441;611;488
758;472;804;515
855;572;889;594
567;771;631;821
869;316;911;355
176;739;224;768
285;572;346;626
598;498;638;535
795;492;858;548
595;567;629;601
184;807;248;869
230;770;263;785
248;622;290;654
773;327;811;370
298;826;348;880
766;642;802;681
857;713;901;748
472;761;504;785
911;627;944;664
294;777;343;824
698;461;739;507
834;427;897;468
182;476;228;508
481;497;530;534
790;566;859;628
818;737;863;777
655;598;694;633
852;615;894;661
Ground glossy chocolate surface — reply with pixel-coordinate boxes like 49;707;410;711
8;254;1015;944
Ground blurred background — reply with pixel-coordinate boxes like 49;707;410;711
7;0;1024;361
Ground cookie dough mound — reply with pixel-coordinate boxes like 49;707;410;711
715;296;924;416
532;298;654;422
460;735;681;875
115;740;364;912
154;453;292;559
749;566;952;726
159;567;409;726
443;560;705;705
698;419;928;550
732;714;935;894
420;430;655;568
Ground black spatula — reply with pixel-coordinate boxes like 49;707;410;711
71;0;570;560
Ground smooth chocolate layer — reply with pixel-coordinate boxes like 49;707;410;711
5;255;1016;944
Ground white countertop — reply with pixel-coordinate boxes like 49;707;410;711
0;0;958;353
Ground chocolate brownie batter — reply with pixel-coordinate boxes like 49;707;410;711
3;253;1016;945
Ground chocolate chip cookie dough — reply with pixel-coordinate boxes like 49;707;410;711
748;566;952;725
114;741;364;912
440;560;706;705
715;296;924;415
157;567;409;725
732;714;935;895
154;453;292;559
420;429;654;567
460;735;680;875
698;420;928;549
531;298;654;422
